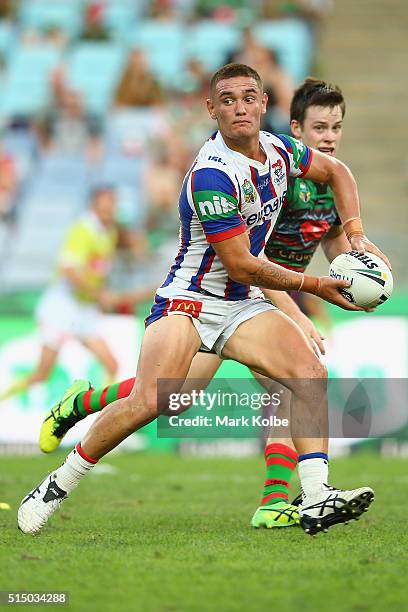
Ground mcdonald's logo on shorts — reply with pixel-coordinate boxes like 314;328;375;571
170;299;203;319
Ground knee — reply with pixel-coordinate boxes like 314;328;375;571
124;384;159;427
292;353;327;380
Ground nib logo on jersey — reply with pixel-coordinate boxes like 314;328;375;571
196;191;239;221
244;192;287;229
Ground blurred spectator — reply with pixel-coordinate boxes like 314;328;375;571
114;49;164;108
163;63;213;163
260;0;332;37
80;2;111;42
0;0;17;20
36;70;103;161
0;146;17;219
194;0;251;20
227;29;293;132
42;25;68;49
143;143;183;236
260;0;332;19
20;25;68;48
178;58;209;95
148;0;178;21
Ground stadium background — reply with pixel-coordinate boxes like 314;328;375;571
0;0;407;455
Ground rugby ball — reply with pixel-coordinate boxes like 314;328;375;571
329;251;393;308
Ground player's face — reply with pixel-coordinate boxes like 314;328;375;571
93;190;116;227
207;76;267;142
291;105;343;156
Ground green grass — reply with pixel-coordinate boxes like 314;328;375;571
1;452;407;612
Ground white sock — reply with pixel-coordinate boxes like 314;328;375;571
298;457;328;498
54;444;97;494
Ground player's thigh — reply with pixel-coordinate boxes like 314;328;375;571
186;351;221;379
222;309;325;381
162;351;222;416
132;315;202;409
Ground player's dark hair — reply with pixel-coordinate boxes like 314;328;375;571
210;63;263;95
291;77;346;124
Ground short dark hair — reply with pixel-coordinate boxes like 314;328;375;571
290;77;346;124
210;63;263;96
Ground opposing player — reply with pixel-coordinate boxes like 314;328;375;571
38;77;356;530
19;64;387;536
251;76;352;527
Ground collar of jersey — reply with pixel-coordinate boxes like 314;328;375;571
216;130;270;172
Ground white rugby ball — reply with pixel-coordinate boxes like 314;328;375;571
329;251;393;308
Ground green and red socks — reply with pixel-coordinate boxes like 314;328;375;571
74;378;136;417
260;442;298;506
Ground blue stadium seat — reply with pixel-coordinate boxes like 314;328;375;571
66;43;126;115
0;45;62;117
1;128;38;182
128;21;185;85
104;1;139;39
186;21;242;72
0;221;9;262
0;21;16;62
19;0;82;38
105;109;165;155
253;19;313;83
28;154;89;201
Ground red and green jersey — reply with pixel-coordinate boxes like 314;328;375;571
264;177;341;272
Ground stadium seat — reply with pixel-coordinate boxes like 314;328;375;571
18;0;83;38
66;43;126;114
128;21;185;85
105;109;168;155
1;128;38;183
104;1;139;39
253;19;313;83
0;45;62;117
0;21;16;63
186;21;242;71
0;220;9;261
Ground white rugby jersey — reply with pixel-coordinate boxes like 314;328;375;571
158;130;312;301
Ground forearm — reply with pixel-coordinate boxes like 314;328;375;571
321;230;351;263
328;160;361;226
306;152;363;228
231;256;320;295
63;268;103;299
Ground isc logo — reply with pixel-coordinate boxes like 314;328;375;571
208;155;226;165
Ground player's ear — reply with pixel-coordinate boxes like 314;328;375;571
206;98;217;120
261;92;268;114
291;119;302;139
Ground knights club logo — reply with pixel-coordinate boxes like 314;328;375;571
242;179;256;204
272;159;285;185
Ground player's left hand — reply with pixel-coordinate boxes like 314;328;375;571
291;311;326;356
349;235;392;270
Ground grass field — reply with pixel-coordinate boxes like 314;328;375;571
1;452;407;612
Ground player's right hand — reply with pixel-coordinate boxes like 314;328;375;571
317;277;366;311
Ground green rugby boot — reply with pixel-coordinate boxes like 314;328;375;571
251;501;300;528
39;379;91;453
